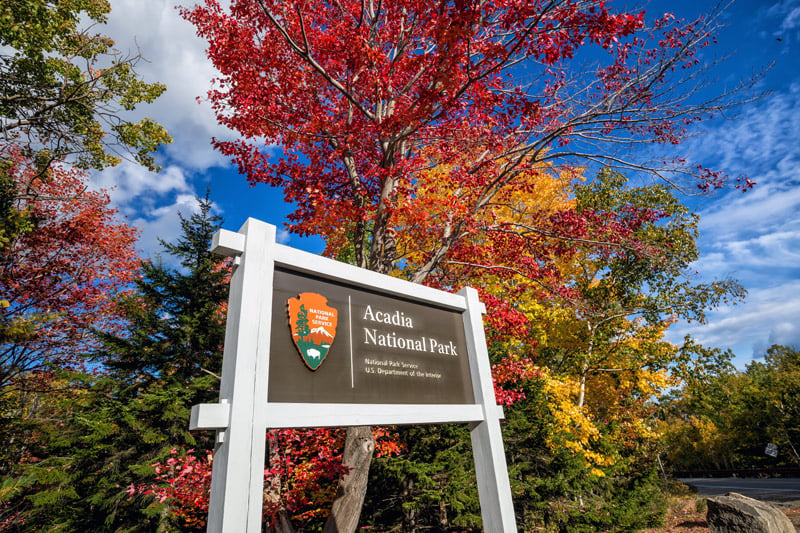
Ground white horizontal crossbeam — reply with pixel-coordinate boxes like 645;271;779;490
272;243;467;311
190;401;231;431
211;229;246;257
191;401;504;430
262;403;504;428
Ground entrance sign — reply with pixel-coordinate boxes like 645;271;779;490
190;218;517;532
270;267;474;405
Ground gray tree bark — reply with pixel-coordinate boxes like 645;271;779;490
322;426;375;533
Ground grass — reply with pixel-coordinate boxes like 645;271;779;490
640;496;709;533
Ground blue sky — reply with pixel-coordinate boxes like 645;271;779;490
94;0;800;368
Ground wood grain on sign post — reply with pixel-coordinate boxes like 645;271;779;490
190;218;518;532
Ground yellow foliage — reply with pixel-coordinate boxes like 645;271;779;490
518;315;677;473
659;414;735;469
537;367;613;473
393;156;576;272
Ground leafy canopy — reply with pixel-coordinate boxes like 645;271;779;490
184;0;749;280
1;0;171;172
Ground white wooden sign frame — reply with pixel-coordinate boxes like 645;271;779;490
190;218;517;532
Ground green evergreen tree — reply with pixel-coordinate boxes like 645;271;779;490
102;193;228;384
295;304;311;342
363;424;481;532
0;194;228;531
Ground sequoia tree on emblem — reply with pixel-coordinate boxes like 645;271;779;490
287;292;338;370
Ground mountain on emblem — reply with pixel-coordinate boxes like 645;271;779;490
287;292;338;371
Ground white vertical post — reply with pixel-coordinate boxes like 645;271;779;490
459;287;518;533
206;219;275;533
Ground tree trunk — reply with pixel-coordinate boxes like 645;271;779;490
438;486;449;529
783;431;800;465
323;426;375;533
268;510;295;533
577;356;589;409
577;326;594;409
402;476;417;533
265;431;296;533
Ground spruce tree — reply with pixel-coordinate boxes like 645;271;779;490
103;192;228;384
363;424;481;531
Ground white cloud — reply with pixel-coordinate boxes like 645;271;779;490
697;84;800;176
721;229;800;268
667;282;800;363
277;228;291;244
90;160;203;257
782;7;800;32
103;0;235;171
130;193;205;259
767;0;800;36
91;161;192;213
690;252;729;277
768;321;800;347
698;182;800;243
667;81;800;364
92;160;253;264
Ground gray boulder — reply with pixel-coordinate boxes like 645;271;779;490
706;492;796;533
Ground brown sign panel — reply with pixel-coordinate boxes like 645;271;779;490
268;268;475;404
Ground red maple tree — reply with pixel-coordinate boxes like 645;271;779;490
183;1;753;529
0;145;140;393
147;427;403;530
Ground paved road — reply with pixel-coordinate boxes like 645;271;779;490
680;478;800;503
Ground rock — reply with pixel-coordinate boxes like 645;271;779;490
706;492;796;533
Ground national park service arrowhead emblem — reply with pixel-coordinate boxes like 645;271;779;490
287;292;338;371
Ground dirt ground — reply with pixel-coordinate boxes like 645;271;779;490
640;494;800;532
